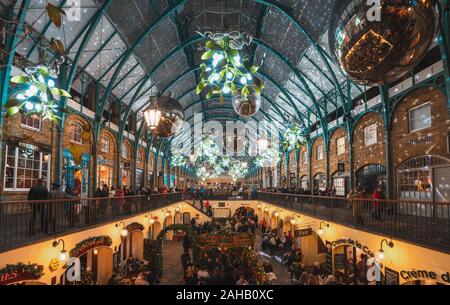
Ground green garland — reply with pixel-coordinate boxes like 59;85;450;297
0;262;44;283
146;224;199;277
126;222;145;232
70;236;112;257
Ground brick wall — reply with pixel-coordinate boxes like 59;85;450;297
391;86;450;198
352;112;386;174
311;137;326;177
329;127;350;175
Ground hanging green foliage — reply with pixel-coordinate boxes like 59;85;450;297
197;36;264;103
282;123;306;151
5;66;70;122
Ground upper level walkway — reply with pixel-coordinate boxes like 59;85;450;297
1;191;449;254
0;193;182;252
257;192;450;253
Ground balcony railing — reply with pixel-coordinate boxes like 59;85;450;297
257;192;450;252
0;193;182;252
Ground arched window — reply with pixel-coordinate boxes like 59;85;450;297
70;123;83;144
100;136;110;153
137;150;144;164
398;155;450;201
121;143;130;159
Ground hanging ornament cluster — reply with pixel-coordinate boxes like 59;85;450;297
196;32;264;117
5;66;70;121
181;135;248;181
170;154;188;167
328;0;441;85
283;123;306;151
254;147;280;168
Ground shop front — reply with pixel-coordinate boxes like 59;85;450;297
397;155;450;202
97;156;114;189
356;164;386;194
121;162;132;187
63;236;113;285
3;141;51;192
300;176;309;191
136;168;144;189
313;173;326;193
332;171;350;197
63;150;90;197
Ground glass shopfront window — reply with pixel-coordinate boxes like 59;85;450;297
409;103;431;132
398;156;450;201
136;169;144;188
314;173;326;192
63;150;90;197
332;172;350;196
300;176;309;191
3;143;50;191
356;164;386;194
97;164;113;188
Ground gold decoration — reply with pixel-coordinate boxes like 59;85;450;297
69;144;84;165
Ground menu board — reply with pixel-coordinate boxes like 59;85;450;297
384;267;400;285
334;254;346;271
325;241;333;274
294;228;312;238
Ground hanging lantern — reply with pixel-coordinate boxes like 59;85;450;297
143;97;162;130
144;95;184;138
232;91;261;118
328;0;441;85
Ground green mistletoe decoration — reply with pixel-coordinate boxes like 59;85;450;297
197;35;264;104
5;66;70;121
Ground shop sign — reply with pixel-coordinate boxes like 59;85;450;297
49;258;60;272
400;269;450;284
124;162;131;170
407;135;432;145
331;238;375;257
294;228;312;237
18;142;39;151
384;267;400;285
70;236;112;257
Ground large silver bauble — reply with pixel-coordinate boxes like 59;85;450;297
232;92;261;118
328;0;441;85
151;96;184;138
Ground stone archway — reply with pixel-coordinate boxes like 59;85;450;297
164;215;174;240
152;224;199;277
149;221;162;240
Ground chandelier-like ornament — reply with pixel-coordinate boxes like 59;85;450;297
6;66;70;121
196;31;264;117
232;90;261;118
328;0;441;85
143;95;184;138
283;123;306;151
254;147;280;168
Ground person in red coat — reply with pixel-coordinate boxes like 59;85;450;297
371;187;383;220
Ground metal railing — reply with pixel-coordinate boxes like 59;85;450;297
257;192;450;252
0;193;182;251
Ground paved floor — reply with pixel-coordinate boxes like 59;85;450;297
158;232;293;285
159;240;185;285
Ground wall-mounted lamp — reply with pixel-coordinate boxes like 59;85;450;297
377;239;394;261
274;212;280;218
145;213;156;225
116;221;128;237
93;248;98;256
264;207;269;212
162;209;171;217
52;239;68;263
175;206;180;212
290;219;296;225
317;221;329;236
257;204;261;209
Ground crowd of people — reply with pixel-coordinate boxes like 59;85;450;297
108;255;159;285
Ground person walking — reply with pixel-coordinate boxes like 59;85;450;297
27;179;48;235
48;182;78;234
348;187;364;226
